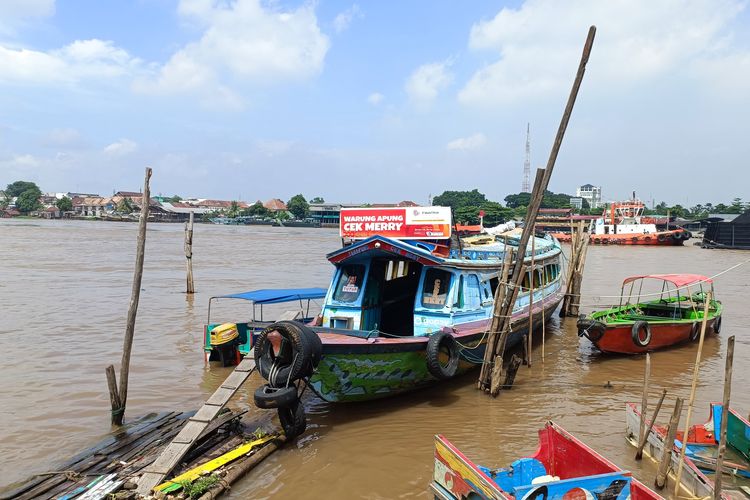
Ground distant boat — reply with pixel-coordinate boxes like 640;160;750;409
577;274;722;354
432;422;662;499
552;196;690;245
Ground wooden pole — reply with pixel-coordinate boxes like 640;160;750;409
713;335;735;499
479;24;596;393
185;211;195;294
655;397;683;489
527;233;535;368
674;291;712;496
541;277;546;363
639;353;651;448
636;388;667;460
107;166;152;426
478;251;513;388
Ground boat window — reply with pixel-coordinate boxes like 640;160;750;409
489;277;499;297
465;275;482;309
422;269;452;309
453;275;464;308
333;264;366;302
386;260;410;281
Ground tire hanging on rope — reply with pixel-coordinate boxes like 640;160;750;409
425;331;460;380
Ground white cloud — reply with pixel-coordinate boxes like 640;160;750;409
446;133;487;151
459;0;746;106
0;39;142;85
405;61;453;105
334;4;363;33
367;92;384;105
134;0;330;108
0;0;54;36
103;139;137;156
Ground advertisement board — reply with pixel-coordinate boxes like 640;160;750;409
340;206;452;240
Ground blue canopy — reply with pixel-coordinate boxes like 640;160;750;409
214;288;327;304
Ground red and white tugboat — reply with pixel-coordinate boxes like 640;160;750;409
588;194;690;245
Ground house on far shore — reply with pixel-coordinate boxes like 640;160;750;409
263;199;287;212
1;208;20;218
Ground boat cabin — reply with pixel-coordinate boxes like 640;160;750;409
321;234;562;337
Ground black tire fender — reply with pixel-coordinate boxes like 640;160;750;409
631;321;651;347
689;322;701;342
254;384;298;410
713;315;722;334
672;232;682;241
254;322;313;387
577;317;606;342
658;235;667;242
278;400;306;438
274;320;322;375
426;331;460;380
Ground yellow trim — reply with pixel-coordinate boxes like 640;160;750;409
155;434;278;491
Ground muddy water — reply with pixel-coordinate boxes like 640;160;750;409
1;219;748;498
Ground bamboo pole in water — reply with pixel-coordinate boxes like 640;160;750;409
713;335;735;499
639;353;651;448
185;211;195;294
527;233;535;368
674;292;712;496
656;397;683;489
106;166;152;426
636;388;667;460
478;25;596;393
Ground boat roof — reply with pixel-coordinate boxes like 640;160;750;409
623;274;712;288
327;234;561;269
213;288;327;304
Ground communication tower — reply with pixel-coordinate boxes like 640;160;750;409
522;123;531;193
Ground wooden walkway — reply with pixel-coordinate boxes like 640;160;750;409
136;356;256;494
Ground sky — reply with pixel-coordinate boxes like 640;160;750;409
1;0;749;206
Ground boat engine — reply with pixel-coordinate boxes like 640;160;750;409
209;323;240;366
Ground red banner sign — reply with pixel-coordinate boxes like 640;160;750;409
340;207;452;240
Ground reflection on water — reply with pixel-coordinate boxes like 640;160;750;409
1;219;748;498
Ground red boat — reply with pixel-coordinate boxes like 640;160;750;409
551;196;690;245
432;422;662;499
577;274;723;354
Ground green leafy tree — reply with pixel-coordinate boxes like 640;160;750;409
729;198;745;214
433;189;487;211
275;210;291;221
16;190;42;213
287;194;310;219
168;195;182;203
56;196;73;212
116;198;134;214
242;201;270;217
6;181;41;198
309;196;325;203
714;203;729;213
227;201;240;218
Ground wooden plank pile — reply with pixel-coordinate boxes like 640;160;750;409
0;409;253;500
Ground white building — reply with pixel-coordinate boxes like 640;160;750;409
576;184;602;209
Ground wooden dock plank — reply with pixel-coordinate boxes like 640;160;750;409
136;359;256;494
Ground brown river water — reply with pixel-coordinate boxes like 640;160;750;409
1;219;749;498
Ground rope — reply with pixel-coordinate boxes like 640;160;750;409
570;256;750;303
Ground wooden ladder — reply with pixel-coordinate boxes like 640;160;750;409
136;356;256;494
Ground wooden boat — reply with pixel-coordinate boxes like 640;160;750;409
432;422;662;499
204;206;564;402
577;274;722;354
625;402;750;498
